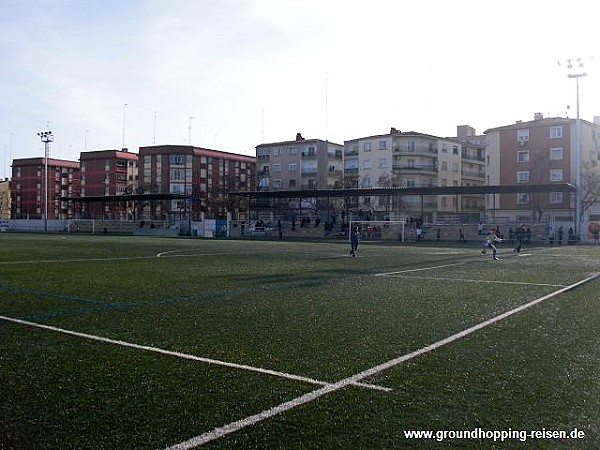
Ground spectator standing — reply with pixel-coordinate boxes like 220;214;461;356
514;223;526;255
350;227;360;257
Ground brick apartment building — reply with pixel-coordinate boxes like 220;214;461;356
11;157;80;219
79;149;139;219
484;113;600;224
138;145;256;220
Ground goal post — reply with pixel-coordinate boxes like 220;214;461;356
348;220;406;243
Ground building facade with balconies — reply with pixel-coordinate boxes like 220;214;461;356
138;145;255;221
344;128;470;221
11;157;80;220
256;133;343;192
485;113;600;226
79;149;139;219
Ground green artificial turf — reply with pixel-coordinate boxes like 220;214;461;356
0;234;598;449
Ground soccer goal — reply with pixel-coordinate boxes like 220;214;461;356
348;220;407;243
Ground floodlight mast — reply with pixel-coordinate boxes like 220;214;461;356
38;130;53;232
559;58;588;241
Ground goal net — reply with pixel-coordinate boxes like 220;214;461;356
348;220;406;243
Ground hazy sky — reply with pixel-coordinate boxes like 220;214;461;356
1;0;599;178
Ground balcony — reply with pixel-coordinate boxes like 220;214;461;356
461;169;485;180
393;164;438;174
461;152;485;162
393;145;438;155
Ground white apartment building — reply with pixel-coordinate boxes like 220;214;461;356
344;128;481;221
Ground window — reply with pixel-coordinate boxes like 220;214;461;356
345;158;358;170
452;146;459;155
272;164;282;173
517;151;529;162
363;176;371;187
517;193;530;204
378;158;387;169
289;146;297;155
441;143;448;153
441;161;448;171
517;129;529;144
550;126;563;139
550;147;563;160
550;169;563;181
517;171;529;183
406;179;416;187
273;179;282;188
451;163;458;172
273;148;282;156
550;192;563;203
303;146;316;157
363;142;372;151
288;163;297;172
362;159;372;170
289;179;296;188
170;154;185;165
379;140;387;150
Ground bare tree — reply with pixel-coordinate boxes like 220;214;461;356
582;161;600;214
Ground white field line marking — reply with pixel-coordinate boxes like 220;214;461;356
0;255;157;265
0;316;389;393
164;272;600;449
385;275;566;288
375;262;466;276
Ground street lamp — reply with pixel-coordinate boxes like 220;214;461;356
559;58;588;241
38;130;53;231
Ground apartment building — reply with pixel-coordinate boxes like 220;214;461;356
484;113;600;224
255;133;344;192
79;149;139;219
344;128;469;221
138;145;255;220
11;157;80;219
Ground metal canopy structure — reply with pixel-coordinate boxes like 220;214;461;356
230;183;576;199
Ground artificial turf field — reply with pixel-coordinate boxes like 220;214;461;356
0;233;599;450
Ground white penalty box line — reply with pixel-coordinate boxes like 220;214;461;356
374;261;566;287
163;272;600;449
0;316;389;393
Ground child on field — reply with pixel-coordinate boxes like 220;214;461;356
482;228;503;261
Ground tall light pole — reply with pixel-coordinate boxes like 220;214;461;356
122;103;128;148
559;58;587;241
188;116;194;145
153;111;158;145
38;130;53;231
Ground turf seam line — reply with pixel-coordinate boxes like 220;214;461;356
163;272;600;449
0;315;390;393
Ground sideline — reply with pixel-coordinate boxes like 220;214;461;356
164;272;600;449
